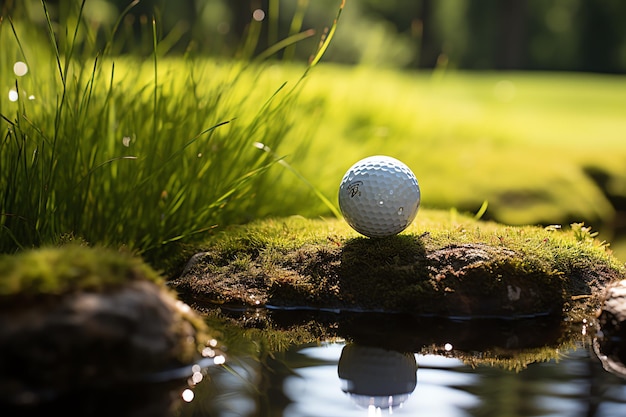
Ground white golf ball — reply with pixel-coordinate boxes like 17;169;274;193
338;155;420;238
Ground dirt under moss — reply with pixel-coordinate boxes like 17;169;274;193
169;212;626;320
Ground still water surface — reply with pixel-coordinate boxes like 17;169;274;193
175;312;626;417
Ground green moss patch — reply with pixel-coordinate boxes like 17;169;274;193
0;245;162;305
170;210;626;319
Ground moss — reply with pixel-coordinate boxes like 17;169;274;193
171;210;626;319
0;244;163;303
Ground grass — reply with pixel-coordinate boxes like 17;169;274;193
272;67;626;226
0;1;340;263
250;65;626;260
3;1;626;266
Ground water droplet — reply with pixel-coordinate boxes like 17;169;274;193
192;371;203;384
252;9;265;21
8;89;18;102
378;200;384;206
182;389;194;402
397;207;404;215
13;61;28;76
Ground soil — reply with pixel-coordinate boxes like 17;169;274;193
170;241;620;319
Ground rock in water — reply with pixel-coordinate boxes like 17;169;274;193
0;245;217;407
594;279;626;377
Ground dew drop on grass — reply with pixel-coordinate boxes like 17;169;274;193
252;9;265;21
13;61;28;76
8;89;18;102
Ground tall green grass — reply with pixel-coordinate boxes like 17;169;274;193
0;0;343;261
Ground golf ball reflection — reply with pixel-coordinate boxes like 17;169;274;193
337;343;418;410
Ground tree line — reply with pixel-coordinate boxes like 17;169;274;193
5;0;626;73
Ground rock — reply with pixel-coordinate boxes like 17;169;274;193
594;279;626;377
0;245;218;407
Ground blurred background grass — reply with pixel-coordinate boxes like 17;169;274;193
2;0;626;264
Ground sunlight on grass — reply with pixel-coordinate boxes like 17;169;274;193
0;0;347;264
0;3;321;258
2;0;626;263
273;66;626;234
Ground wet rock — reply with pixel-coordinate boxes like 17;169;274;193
0;246;216;407
594;279;626;377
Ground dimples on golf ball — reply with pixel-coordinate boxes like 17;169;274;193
339;155;420;238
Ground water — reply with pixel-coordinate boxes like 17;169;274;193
6;310;626;416
176;342;626;417
173;311;626;417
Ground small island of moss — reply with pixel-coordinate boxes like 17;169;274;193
170;209;626;320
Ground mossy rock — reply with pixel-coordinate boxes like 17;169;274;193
170;210;626;320
0;245;221;406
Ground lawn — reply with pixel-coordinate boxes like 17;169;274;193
265;65;626;258
3;3;626;265
275;66;626;221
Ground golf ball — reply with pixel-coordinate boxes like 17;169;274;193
338;155;420;238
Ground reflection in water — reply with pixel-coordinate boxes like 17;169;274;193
3;380;192;417
9;309;626;416
173;310;626;417
337;344;417;411
2;357;222;416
